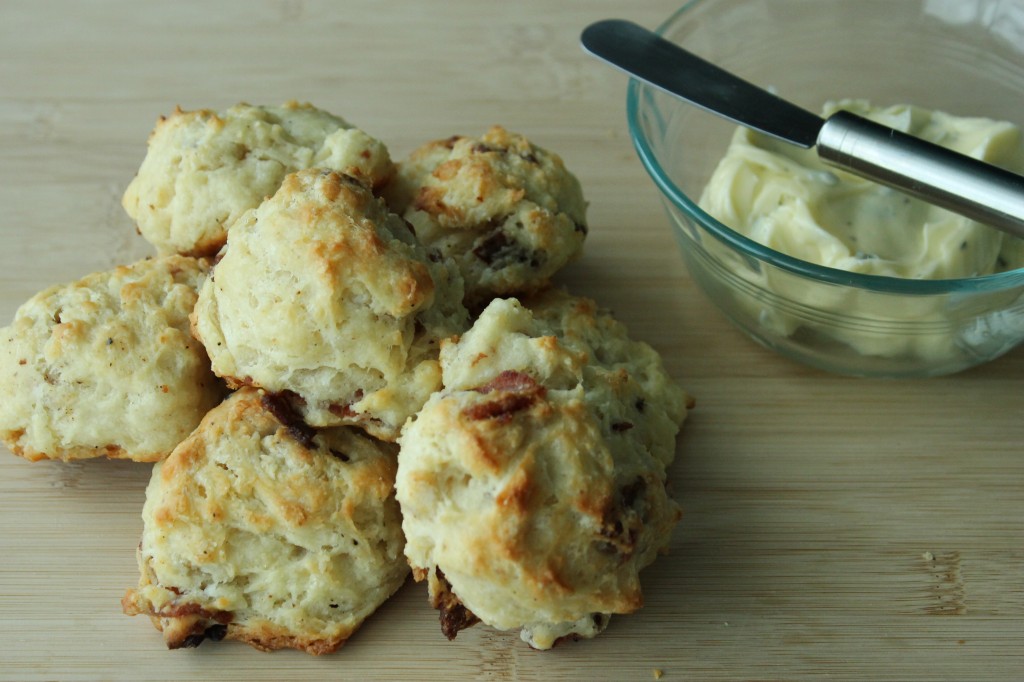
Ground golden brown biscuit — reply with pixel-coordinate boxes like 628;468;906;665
440;289;688;470
396;291;691;648
123;101;394;256
0;256;221;462
122;387;408;655
191;169;468;441
386;127;587;306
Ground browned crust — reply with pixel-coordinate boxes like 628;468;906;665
2;430;162;463
165;616;351;655
234;629;351;656
123;589;353;655
177;233;228;259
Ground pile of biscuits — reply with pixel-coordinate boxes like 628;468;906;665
0;102;692;654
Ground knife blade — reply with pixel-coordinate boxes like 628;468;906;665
581;18;1024;240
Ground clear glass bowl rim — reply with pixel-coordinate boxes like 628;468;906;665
626;0;1024;296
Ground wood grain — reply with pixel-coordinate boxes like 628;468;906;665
1;2;1022;680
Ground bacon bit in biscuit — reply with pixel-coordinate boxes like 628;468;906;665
611;421;634;432
180;623;228;649
328;389;372;424
432;568;480;640
260;390;317;449
156;600;233;624
473;219;544;268
474;370;539;395
463;392;538;423
224;374;256;390
328;403;357;418
463;371;546;423
471;227;512;265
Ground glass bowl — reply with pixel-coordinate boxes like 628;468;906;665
627;0;1024;377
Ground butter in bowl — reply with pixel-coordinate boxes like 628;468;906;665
617;0;1024;377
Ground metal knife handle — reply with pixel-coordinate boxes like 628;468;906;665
582;18;1024;240
818;111;1024;239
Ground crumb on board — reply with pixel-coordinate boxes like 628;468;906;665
922;551;935;561
653;669;664;680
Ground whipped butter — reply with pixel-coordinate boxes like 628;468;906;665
694;100;1024;367
699;99;1024;279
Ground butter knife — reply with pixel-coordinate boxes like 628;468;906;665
581;18;1024;240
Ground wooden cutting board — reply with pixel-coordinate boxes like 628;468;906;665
1;2;1022;680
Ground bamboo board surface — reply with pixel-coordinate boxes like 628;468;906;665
1;2;1022;680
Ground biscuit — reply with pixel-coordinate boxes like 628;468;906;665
385;126;587;306
396;291;691;649
191;168;469;441
0;255;222;462
122;387;408;655
123;101;394;256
